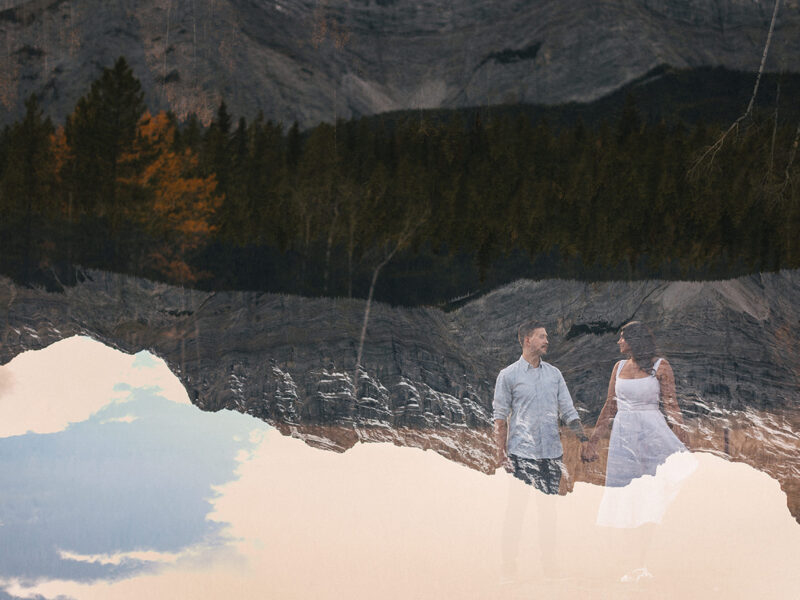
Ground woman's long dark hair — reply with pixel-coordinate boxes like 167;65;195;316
621;321;658;374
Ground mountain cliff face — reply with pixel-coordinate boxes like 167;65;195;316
2;268;798;424
1;0;798;127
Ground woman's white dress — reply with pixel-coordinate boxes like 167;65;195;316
596;359;697;528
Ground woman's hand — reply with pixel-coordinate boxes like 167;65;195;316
581;440;599;462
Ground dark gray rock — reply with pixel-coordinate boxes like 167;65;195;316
1;0;798;127
2;267;799;519
455;274;800;415
2;268;799;427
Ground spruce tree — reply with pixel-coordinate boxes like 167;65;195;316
64;57;145;266
1;95;56;281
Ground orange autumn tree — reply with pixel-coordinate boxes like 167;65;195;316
51;126;74;220
48;126;76;266
121;111;222;284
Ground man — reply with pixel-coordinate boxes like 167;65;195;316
493;320;590;494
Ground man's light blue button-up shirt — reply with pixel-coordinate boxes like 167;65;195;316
492;356;580;459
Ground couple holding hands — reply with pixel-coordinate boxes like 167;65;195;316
493;320;692;513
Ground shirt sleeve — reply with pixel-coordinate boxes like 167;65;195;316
556;370;579;424
492;369;513;421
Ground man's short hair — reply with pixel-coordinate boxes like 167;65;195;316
517;320;546;347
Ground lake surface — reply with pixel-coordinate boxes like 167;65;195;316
1;337;798;599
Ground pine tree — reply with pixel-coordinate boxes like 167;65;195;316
0;95;56;281
286;121;302;173
63;56;145;266
247;115;287;248
292;122;340;293
617;93;642;145
177;113;203;152
221;116;250;242
202;101;234;238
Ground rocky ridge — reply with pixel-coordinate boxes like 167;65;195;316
1;0;799;127
2;268;799;517
2;268;798;427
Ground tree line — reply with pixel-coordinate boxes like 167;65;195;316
1;57;799;304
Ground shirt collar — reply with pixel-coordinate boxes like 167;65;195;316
519;355;543;370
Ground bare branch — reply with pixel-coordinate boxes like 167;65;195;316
745;0;781;118
352;208;430;399
769;81;780;176
781;119;800;199
689;0;781;177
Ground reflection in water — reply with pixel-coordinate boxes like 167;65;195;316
0;337;799;599
0;387;253;582
0;338;261;595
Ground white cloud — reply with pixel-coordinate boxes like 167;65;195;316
6;435;800;600
98;415;139;425
57;548;182;566
0;336;190;438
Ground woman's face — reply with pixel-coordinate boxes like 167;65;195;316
617;333;631;355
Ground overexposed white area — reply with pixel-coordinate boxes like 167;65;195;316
7;436;800;599
0;335;189;437
1;337;798;599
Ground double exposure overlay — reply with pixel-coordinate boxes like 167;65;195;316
2;1;800;598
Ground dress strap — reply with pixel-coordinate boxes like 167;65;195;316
652;358;663;375
616;360;626;377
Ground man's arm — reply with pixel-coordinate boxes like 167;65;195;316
493;419;511;471
556;372;589;444
556;371;592;466
567;418;589;442
492;370;513;471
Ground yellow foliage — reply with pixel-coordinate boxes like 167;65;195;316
50;127;70;183
121;111;222;284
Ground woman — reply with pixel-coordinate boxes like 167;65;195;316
583;321;694;527
582;321;696;566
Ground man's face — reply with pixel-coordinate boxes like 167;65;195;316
526;327;549;356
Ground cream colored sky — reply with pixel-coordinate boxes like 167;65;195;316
1;337;799;599
0;336;190;438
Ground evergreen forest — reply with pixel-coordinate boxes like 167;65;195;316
2;58;800;306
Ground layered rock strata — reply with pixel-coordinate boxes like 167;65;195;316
2;268;799;518
3;269;799;425
1;0;799;126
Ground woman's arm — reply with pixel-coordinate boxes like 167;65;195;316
582;362;620;461
590;362;620;442
657;359;689;445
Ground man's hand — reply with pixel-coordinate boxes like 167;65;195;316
495;453;513;473
581;440;599;463
493;419;511;473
